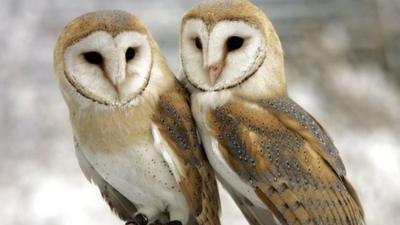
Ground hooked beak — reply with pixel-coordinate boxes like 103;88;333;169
109;74;125;99
106;56;126;98
113;80;124;97
207;61;224;85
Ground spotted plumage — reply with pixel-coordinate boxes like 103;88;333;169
54;10;220;225
153;84;220;225
179;1;364;225
208;98;363;225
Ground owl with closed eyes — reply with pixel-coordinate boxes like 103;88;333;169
179;1;365;225
54;10;220;225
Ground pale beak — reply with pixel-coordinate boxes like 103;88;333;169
106;56;126;97
114;80;124;97
110;74;125;99
208;62;224;85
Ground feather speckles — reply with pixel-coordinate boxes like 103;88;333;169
214;109;253;163
56;10;221;225
182;1;364;224
206;98;364;225
153;84;220;225
210;101;314;187
158;100;191;151
260;97;346;176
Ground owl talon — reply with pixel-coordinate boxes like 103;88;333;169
126;214;149;225
165;221;182;225
148;220;181;225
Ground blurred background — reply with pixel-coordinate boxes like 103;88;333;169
0;0;399;224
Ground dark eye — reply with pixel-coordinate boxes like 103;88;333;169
227;36;244;52
125;47;136;62
194;37;203;50
83;51;103;65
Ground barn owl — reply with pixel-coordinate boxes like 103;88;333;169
179;1;365;225
53;10;220;225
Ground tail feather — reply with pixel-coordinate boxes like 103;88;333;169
219;177;278;225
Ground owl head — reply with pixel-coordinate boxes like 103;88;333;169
54;10;165;107
180;0;286;97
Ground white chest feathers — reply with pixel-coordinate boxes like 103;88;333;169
75;131;188;216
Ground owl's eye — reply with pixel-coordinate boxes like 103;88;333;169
126;47;136;62
227;36;244;52
194;37;203;50
83;51;103;65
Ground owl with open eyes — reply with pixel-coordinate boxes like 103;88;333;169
53;10;220;225
179;1;365;225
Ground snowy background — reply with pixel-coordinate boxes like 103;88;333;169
0;0;399;225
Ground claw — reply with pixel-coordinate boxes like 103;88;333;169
126;214;149;225
148;220;182;225
165;221;182;225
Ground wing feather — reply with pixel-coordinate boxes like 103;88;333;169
207;97;364;225
219;176;278;225
153;82;220;225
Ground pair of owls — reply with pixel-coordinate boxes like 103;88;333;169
53;1;364;225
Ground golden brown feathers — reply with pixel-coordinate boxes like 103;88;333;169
55;9;220;225
182;0;281;51
153;83;220;225
207;97;364;225
182;1;364;225
180;0;286;98
55;10;148;57
54;10;162;82
183;0;267;30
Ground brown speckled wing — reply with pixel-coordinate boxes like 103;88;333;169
153;82;220;225
207;97;364;225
